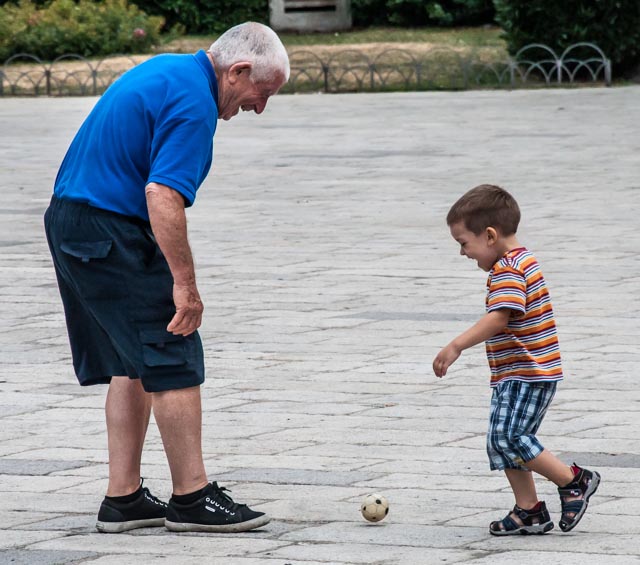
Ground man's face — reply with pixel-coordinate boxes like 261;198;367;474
449;221;499;272
218;63;286;121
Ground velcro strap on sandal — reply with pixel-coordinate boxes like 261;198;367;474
560;500;584;513
558;487;582;497
500;515;521;532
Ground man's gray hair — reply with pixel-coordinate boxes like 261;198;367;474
209;22;290;84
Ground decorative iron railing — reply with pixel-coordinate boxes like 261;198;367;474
283;42;611;93
0;54;146;96
0;42;611;97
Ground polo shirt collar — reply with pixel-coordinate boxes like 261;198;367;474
194;49;219;107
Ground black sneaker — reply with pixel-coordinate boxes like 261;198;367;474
96;480;167;533
165;482;270;533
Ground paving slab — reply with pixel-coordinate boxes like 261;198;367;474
465;552;640;565
1;85;639;563
0;549;100;565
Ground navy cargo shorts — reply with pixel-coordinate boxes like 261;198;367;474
44;195;205;393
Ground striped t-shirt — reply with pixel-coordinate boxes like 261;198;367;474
485;247;563;387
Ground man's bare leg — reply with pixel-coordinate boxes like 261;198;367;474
154;385;271;532
105;377;151;496
152;385;208;495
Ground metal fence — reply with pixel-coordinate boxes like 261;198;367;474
285;42;611;93
0;42;611;97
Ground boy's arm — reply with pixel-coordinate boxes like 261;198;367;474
432;309;511;378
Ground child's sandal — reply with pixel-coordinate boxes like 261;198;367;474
489;501;554;536
558;463;601;532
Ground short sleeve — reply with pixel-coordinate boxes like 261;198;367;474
486;264;526;316
147;91;216;206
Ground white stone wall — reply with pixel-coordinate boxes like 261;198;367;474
270;0;352;32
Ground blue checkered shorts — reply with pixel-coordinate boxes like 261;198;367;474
487;380;557;471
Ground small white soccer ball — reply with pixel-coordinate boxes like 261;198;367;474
360;493;389;522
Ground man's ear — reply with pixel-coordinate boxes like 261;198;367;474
486;227;498;245
227;62;252;84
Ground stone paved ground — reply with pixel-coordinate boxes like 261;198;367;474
0;85;639;564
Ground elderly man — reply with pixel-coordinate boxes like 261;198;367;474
44;22;289;534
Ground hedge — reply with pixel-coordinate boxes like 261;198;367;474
494;0;640;75
0;0;164;60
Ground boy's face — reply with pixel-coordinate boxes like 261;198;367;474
449;221;499;272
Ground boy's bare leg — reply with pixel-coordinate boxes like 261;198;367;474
504;469;539;511
494;468;554;533
524;449;574;486
525;449;586;521
152;385;208;495
106;377;152;496
527;449;600;530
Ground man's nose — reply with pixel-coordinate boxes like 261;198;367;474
255;99;268;115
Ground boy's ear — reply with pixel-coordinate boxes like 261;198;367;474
486;227;498;244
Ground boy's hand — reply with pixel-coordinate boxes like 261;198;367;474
432;310;510;378
433;343;461;378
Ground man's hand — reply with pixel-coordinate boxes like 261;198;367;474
167;283;204;336
433;343;462;378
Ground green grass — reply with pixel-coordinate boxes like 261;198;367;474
162;26;506;52
280;26;505;47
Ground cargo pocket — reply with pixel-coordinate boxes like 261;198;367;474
140;329;187;368
59;239;128;299
60;240;112;263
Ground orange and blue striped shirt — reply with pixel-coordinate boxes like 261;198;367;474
485;247;563;387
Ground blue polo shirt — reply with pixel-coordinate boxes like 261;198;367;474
54;50;218;221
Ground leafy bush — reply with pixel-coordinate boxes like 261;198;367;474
351;0;495;27
494;0;640;75
131;0;493;33
132;0;268;34
0;0;165;60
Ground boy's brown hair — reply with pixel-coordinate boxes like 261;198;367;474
446;184;521;236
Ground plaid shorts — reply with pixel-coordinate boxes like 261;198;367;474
487;380;557;471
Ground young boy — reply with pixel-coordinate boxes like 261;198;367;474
433;184;600;535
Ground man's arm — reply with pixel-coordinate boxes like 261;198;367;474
432;309;511;378
145;182;203;336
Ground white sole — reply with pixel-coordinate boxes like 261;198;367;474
490;521;554;536
165;514;271;533
96;517;166;533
